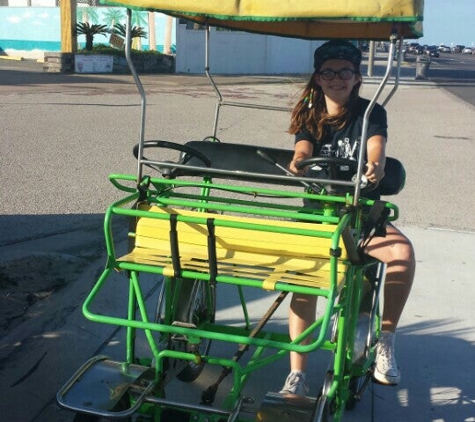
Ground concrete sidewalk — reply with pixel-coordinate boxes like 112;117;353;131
1;225;473;422
1;61;474;421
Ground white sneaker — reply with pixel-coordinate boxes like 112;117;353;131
374;332;401;385
279;370;309;396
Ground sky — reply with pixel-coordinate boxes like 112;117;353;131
416;0;475;46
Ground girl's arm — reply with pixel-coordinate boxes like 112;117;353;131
289;140;314;175
365;135;386;184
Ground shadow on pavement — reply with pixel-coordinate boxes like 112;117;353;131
0;66;133;87
349;320;475;421
0;213;107;247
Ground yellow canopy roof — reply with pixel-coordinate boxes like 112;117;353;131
102;0;424;39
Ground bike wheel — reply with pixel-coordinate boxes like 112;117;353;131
345;375;367;411
176;279;216;382
346;266;383;411
155;277;216;382
311;395;333;422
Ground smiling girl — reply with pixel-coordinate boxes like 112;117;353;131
280;40;416;395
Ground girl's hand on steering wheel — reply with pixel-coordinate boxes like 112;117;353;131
289;158;306;176
365;161;385;185
290;140;313;176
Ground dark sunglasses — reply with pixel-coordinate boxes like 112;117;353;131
318;68;358;81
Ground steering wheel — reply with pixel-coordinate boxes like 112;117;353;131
133;140;212;177
295;156;374;194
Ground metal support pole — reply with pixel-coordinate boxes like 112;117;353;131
125;9;147;181
367;41;375;77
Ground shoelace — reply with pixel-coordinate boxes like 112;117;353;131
283;372;306;392
379;345;392;360
377;341;397;372
286;373;301;388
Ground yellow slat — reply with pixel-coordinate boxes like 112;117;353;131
119;205;348;291
134;205;347;260
118;242;346;290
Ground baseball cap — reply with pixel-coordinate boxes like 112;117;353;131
314;40;362;71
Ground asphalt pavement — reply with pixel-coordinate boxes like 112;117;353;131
0;57;474;422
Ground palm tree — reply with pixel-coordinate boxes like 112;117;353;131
76;6;101;25
131;11;148;50
102;8;125;30
112;23;147;50
163;16;173;54
75;22;109;51
148;12;156;51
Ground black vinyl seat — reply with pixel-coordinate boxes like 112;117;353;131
178;140;405;196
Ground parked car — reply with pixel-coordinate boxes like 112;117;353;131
413;45;425;55
452;45;465;53
438;45;451;53
462;47;473;54
425;45;440;57
406;42;420;53
358;41;369;52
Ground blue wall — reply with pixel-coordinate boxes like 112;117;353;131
0;7;175;54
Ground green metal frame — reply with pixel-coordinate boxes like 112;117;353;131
69;173;398;421
55;1;412;417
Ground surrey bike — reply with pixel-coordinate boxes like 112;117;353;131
56;1;423;421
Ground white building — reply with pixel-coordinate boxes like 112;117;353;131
176;21;321;74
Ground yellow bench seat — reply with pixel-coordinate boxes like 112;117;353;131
117;205;348;291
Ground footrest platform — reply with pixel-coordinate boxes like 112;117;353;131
56;355;155;418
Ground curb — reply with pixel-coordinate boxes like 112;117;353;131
0;55;24;61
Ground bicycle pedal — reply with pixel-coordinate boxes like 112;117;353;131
171;335;188;343
171;321;197;342
172;321;197;329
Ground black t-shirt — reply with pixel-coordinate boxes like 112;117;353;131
295;97;387;198
295;97;387;158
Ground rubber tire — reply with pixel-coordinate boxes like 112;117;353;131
176;279;216;382
312;395;332;422
155;278;216;383
345;376;360;411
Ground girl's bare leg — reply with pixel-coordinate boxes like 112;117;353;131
364;224;415;332
289;293;317;370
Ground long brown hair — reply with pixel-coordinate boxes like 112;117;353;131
288;71;362;141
